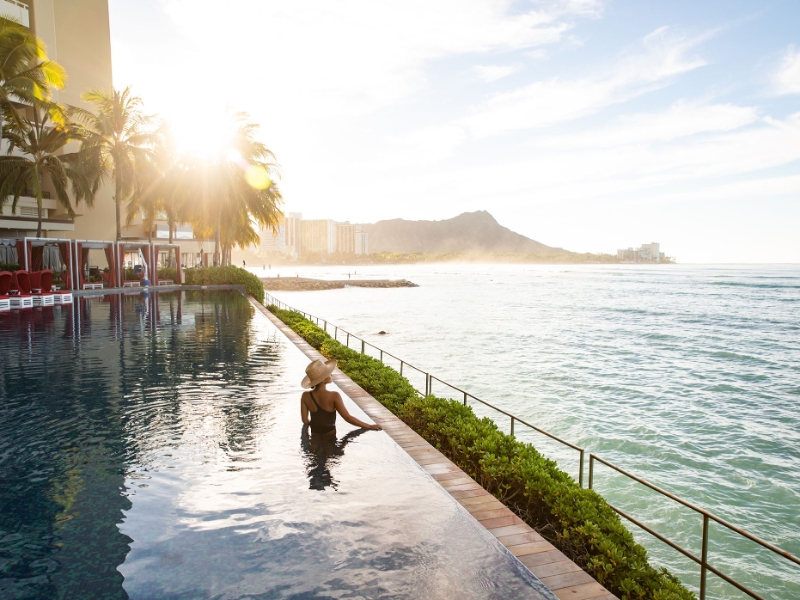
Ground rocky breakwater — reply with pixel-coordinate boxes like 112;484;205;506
261;277;418;291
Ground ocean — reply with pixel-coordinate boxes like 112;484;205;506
251;263;800;599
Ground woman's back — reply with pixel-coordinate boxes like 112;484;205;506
306;389;337;434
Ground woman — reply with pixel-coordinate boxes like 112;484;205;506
300;359;382;433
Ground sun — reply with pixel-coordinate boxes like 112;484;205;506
168;107;236;160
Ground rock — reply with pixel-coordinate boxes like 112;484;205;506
262;277;418;292
378;331;387;335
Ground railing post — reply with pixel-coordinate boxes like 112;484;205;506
324;320;327;332
579;450;584;488
588;454;594;489
400;361;404;376
510;416;515;437
463;391;467;406
380;349;383;364
335;326;338;340
425;373;429;396
361;339;365;354
347;332;350;347
700;514;709;600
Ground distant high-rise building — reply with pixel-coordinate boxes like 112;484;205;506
258;219;286;255
355;230;369;255
638;242;660;262
299;219;336;255
617;242;662;262
336;222;356;254
285;212;302;258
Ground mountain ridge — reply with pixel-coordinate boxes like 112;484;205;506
358;211;568;256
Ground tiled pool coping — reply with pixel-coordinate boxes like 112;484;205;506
250;297;618;600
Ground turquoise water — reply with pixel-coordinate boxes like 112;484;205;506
264;263;800;599
0;290;552;599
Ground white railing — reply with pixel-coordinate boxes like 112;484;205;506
0;0;30;27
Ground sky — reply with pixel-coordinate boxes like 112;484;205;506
108;0;800;262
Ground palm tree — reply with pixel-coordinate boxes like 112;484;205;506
185;111;283;266
0;16;66;143
70;87;153;241
0;103;92;237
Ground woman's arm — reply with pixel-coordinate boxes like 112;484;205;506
300;393;310;425
334;394;382;430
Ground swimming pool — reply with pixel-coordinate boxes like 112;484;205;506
0;290;553;599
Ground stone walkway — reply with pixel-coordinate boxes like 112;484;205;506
252;298;617;600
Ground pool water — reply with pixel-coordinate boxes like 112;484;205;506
0;291;552;599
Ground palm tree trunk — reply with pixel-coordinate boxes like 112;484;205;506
115;177;122;241
214;207;221;266
36;200;42;238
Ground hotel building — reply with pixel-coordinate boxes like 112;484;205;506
616;242;666;263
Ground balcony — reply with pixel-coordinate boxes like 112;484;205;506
153;222;195;240
0;195;74;231
1;1;30;27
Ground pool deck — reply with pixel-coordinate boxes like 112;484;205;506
251;298;617;600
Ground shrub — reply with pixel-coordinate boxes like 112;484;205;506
0;262;20;272
184;265;264;303
267;305;695;600
158;267;177;281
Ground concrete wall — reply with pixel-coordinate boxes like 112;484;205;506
30;0;116;241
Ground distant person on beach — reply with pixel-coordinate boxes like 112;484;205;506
243;260;246;268
300;359;382;434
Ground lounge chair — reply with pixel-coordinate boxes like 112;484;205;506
30;270;55;307
50;271;73;304
10;270;34;309
0;271;11;312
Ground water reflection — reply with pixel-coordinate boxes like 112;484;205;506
0;291;275;598
301;425;369;490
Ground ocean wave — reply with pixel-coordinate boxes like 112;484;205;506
709;281;800;289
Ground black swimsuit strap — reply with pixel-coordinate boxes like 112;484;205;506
309;390;334;414
308;390;322;411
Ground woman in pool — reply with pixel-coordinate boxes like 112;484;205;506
300;359;382;433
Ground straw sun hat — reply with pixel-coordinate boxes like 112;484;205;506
301;359;338;389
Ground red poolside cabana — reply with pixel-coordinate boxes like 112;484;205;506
117;241;152;288
152;243;183;286
74;240;117;290
21;237;76;291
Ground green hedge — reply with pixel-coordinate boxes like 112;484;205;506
268;305;694;600
158;267;177;281
184;266;264;303
0;262;19;272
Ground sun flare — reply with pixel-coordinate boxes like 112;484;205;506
168;108;236;159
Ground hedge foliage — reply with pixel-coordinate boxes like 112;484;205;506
268;305;694;600
184;266;264;303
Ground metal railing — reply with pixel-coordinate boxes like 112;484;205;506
264;292;800;600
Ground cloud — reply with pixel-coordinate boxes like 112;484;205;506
474;64;519;82
540;101;761;148
774;45;800;95
154;0;601;118
463;26;710;138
